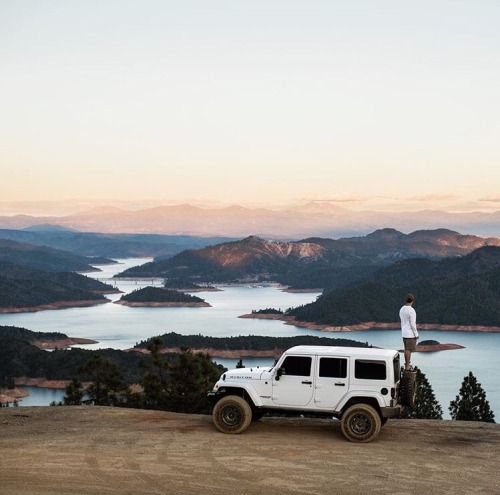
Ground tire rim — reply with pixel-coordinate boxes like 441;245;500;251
221;405;242;426
350;413;372;435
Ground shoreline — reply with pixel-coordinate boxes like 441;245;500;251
0;299;109;314
165;287;223;293
239;313;500;333
32;337;99;350
114;300;211;307
128;343;463;359
127;346;283;359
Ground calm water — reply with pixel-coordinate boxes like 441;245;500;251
2;258;499;418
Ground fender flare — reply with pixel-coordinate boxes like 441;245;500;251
337;391;385;414
216;385;264;408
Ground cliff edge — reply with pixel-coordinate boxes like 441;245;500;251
1;407;499;495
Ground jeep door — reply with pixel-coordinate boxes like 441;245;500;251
313;356;349;409
272;355;314;406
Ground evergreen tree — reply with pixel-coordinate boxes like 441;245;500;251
449;371;495;423
140;336;170;410
399;366;443;419
63;378;84;405
79;355;130;406
167;347;220;414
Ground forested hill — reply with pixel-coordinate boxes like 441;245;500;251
0;329;145;385
0;239;107;272
0;276;108;310
288;246;500;327
0;325;68;342
116;229;499;289
0;262;116;311
134;332;369;351
119;287;206;304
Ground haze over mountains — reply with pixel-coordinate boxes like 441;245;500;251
0;202;498;238
0;228;233;258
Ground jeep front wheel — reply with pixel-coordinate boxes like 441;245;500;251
213;395;252;434
340;404;382;443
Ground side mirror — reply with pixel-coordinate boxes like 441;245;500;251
275;367;284;381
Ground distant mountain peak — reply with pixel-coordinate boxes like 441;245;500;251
241;235;265;243
366;228;405;240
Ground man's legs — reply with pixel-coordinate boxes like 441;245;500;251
404;349;411;370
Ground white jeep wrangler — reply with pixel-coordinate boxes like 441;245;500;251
208;345;414;442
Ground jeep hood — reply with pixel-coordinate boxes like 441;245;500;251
224;366;273;381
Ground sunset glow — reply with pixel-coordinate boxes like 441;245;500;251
1;1;499;213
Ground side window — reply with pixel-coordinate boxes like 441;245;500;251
355;360;386;380
319;358;347;378
281;356;312;377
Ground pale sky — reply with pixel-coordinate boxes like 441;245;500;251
1;0;499;212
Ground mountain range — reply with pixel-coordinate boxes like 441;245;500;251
117;229;500;290
0;202;498;238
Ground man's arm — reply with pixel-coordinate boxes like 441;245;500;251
410;308;418;338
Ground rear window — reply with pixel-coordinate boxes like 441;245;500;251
355;360;386;380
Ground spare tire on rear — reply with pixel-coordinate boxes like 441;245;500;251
400;370;417;407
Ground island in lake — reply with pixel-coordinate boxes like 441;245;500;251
115;287;211;307
413;339;464;352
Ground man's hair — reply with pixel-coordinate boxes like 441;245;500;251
406;293;415;303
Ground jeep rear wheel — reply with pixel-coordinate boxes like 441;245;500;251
341;404;382;443
400;370;417;407
213;395;252;434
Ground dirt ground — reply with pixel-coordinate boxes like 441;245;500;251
1;407;499;495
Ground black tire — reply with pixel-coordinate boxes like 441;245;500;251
212;395;252;434
400;370;417;407
340;404;382;443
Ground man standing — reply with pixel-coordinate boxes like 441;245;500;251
400;293;418;370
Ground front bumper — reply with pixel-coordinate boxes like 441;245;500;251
207;390;223;404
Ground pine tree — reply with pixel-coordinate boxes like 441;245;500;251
449;371;495;423
399;366;443;419
79;355;130;406
140;336;170;410
167;347;221;414
63;378;84;405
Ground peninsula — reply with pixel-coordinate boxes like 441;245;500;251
239;312;500;333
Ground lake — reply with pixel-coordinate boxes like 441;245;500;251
1;258;499;419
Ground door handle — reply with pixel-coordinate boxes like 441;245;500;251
302;380;312;385
335;382;346;386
